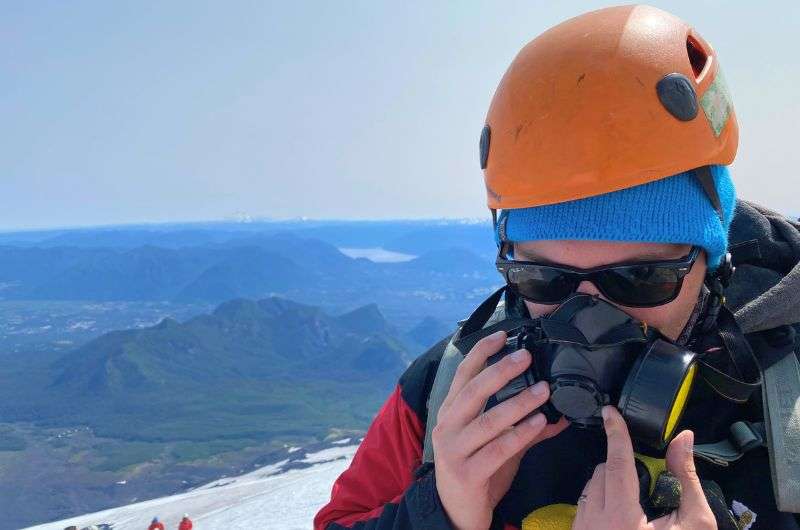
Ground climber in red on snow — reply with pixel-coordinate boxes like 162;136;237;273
178;514;193;530
147;517;164;530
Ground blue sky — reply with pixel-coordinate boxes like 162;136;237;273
2;1;798;230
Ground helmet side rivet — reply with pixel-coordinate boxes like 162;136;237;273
656;73;699;121
479;125;491;169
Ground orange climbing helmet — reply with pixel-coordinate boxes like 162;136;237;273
480;4;738;211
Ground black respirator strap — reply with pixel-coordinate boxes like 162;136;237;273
697;361;761;403
718;306;762;387
458;286;508;338
697;305;762;403
694;421;766;467
453;318;539;365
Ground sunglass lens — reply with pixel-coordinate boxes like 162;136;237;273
599;266;681;306
507;267;576;304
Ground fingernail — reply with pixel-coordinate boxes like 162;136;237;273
685;430;694;455
490;330;506;340
527;413;546;428
601;406;612;423
509;348;529;363
529;381;548;397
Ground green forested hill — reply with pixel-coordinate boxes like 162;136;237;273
1;296;413;443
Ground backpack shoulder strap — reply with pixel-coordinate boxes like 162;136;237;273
695;324;800;513
422;331;468;464
751;325;800;513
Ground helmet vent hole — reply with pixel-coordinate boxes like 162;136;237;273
686;36;708;79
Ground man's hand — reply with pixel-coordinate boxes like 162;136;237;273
572;406;717;530
433;330;568;530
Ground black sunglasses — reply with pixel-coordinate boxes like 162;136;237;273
496;245;700;308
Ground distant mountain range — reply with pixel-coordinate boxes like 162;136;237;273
0;237;352;302
0;232;493;291
0;230;499;331
0;219;495;258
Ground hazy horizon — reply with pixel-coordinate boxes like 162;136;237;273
0;215;496;235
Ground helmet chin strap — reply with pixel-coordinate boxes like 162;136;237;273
694;166;725;223
695;251;735;337
490;207;509;250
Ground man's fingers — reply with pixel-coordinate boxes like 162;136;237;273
666;430;715;523
514;416;570;457
441;330;506;412
601;406;639;503
573;464;604;529
468;413;547;479
458;381;549;454
531;416;570;446
584;463;606;507
447;348;532;427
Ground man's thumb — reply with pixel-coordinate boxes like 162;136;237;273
666;430;713;519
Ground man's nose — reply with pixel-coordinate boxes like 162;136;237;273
575;280;602;297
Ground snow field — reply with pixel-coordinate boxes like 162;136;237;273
25;444;358;530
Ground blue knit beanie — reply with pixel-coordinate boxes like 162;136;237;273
496;165;736;269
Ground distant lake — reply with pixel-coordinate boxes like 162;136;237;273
339;247;417;263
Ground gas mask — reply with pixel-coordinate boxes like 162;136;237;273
485;294;698;449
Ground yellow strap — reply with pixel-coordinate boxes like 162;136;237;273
521;504;577;530
635;453;667;496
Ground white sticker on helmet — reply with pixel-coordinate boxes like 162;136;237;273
700;70;733;137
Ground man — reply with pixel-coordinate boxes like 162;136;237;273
315;5;800;530
178;514;193;530
148;517;165;530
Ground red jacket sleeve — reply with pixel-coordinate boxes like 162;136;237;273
316;336;460;529
314;384;425;528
